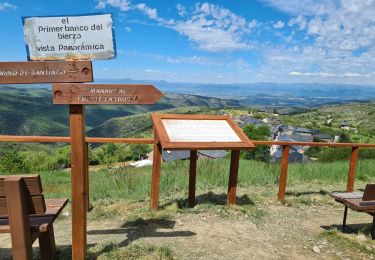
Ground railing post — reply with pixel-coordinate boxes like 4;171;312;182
347;146;359;192
188;150;198;208
85;143;90;212
278;145;290;201
227;150;241;205
150;141;162;211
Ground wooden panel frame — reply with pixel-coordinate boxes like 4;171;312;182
151;113;255;150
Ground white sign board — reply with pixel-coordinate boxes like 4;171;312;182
23;14;116;61
162;119;242;142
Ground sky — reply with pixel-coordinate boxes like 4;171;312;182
0;0;375;84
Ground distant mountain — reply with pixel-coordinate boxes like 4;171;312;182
96;79;375;107
0;86;240;136
7;80;375;107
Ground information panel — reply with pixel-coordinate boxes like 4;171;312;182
163;119;241;142
23;14;116;61
151;114;255;150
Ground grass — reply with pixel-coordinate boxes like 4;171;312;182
2;158;375;259
55;243;175;260
96;244;174;260
322;228;375;256
31;158;375;204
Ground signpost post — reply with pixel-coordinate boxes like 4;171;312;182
150;114;255;210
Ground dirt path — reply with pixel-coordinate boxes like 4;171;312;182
1;198;374;259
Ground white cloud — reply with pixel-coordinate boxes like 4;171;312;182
288;15;307;30
0;2;17;11
95;1;255;52
258;0;375;84
176;3;186;17
261;0;337;16
95;0;130;11
289;71;303;76
145;69;163;74
273;20;285;29
170;3;254;52
136;3;157;19
165;55;216;66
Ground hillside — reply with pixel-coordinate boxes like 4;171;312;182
0;86;240;136
87;106;211;138
281;102;375;143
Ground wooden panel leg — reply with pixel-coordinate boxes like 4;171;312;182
347;146;359;192
188;150;198;208
227;150;240;205
4;177;33;260
70;105;87;260
150;143;162;210
39;224;56;260
278;145;290;201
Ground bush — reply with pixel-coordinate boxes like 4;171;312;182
93;143;152;164
0;150;30;173
242;124;271;163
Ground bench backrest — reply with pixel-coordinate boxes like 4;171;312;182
362;184;375;201
0;175;46;218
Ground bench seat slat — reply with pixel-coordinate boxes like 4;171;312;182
0;198;68;233
0;216;54;233
341;198;375;212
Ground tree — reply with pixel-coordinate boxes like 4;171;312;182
339;132;351;143
242;124;271;162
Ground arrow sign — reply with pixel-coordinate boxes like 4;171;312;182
52;83;163;105
0;61;93;84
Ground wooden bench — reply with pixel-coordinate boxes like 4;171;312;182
0;175;68;259
330;184;375;239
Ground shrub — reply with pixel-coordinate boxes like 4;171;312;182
0;150;30;173
242;124;271;163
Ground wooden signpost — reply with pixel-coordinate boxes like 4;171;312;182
17;13;163;259
150;113;255;210
0;60;163;258
52;84;163;104
56;84;162;259
0;61;92;84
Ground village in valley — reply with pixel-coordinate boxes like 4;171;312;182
130;106;360;167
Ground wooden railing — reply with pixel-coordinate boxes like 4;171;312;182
0;135;374;201
253;141;375;200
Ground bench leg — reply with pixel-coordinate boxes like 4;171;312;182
5;177;33;260
371;213;375;240
39;224;57;260
342;206;348;231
